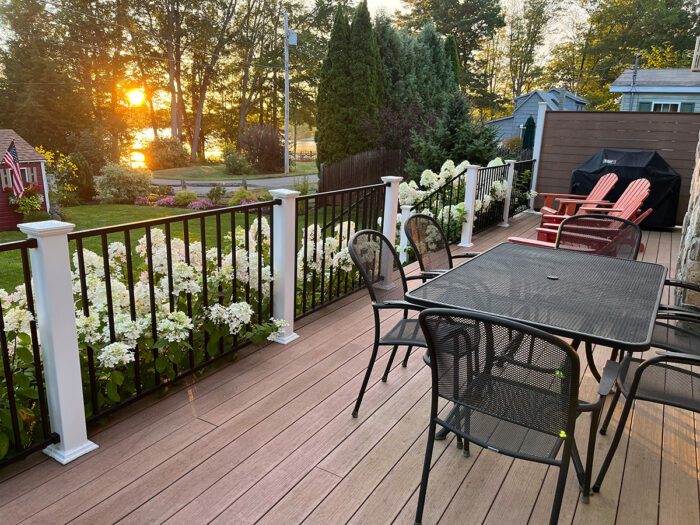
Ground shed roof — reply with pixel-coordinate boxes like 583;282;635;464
0;129;46;162
610;69;700;92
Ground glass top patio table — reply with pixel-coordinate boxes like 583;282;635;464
405;242;667;352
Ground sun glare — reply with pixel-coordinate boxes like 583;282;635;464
127;88;145;107
130;151;146;168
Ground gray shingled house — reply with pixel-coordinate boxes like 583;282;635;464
485;87;589;143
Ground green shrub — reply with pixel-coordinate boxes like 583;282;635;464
293;176;312;196
174;190;198;207
70;151;95;202
222;144;254;175
502;135;523;150
22;211;51;222
207;184;227;204
228;188;256;206
144;137;189;170
153;184;175;197
96;163;153;204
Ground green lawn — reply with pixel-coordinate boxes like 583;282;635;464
152;161;317;181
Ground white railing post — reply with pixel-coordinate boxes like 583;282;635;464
500;160;516;227
459;165;480;247
269;189;300;344
529;101;547;211
398;204;412;264
378;176;402;288
18;220;98;464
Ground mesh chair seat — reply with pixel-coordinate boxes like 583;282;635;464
651;320;700;353
381;318;426;346
618;358;700;412
440;375;566;462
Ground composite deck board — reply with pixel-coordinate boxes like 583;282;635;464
0;212;692;525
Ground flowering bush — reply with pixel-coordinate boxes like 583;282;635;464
0;217;283;449
154;196;176;207
295;220;361;313
187;199;215;211
8;184;44;215
36;146;80;206
134;196;151;206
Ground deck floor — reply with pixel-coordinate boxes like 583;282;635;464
0;212;694;525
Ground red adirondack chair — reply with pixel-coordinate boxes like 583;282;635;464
508;178;652;247
537;172;618;226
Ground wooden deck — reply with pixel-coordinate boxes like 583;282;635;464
0;212;693;525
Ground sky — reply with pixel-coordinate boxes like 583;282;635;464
367;0;404;17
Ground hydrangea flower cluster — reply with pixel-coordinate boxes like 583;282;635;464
296;221;358;281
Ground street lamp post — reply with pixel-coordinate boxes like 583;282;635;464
283;13;297;176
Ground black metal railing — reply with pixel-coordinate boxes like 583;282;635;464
67;201;279;422
509;159;536;218
410;170;467;244
295;183;386;319
473;164;509;234
0;239;59;467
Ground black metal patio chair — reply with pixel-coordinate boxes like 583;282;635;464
555;214;642;260
404;214;478;281
554;215;643;382
347;230;427;418
593;311;700;493
414;309;589;525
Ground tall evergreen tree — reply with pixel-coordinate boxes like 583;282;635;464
315;7;352;166
415;24;456;116
346;0;385;156
0;0;89;150
444;35;461;87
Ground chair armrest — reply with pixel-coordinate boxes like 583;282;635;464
578;207;624;213
405;275;427;281
539;193;585;199
655;350;700;363
665;278;700;294
452;252;479;259
656;310;700;323
375;300;424;312
555;199;610;205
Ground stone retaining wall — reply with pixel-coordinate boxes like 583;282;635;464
677;128;700;307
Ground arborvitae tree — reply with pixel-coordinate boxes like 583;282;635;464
374;16;419;110
346;0;385;156
315;7;352;166
444;35;461;87
414;24;455;116
405;92;498;180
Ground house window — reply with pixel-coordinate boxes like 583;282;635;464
652;102;680;112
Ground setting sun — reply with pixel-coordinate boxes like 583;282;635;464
126;88;145;107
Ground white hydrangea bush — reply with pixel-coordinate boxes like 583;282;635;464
296;220;361;311
1;216;287;422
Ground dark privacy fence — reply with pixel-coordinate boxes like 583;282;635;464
319;149;403;192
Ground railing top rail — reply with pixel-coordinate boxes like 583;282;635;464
410;170;467;211
478;164;509;174
67;199;282;240
297;182;388;202
0;238;38;252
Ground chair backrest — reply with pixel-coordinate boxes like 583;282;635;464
555;214;642;260
609;178;651;220
348;229;408;304
579;173;618;211
419;308;579;442
404;214;452;274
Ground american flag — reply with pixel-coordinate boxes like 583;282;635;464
4;141;24;198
